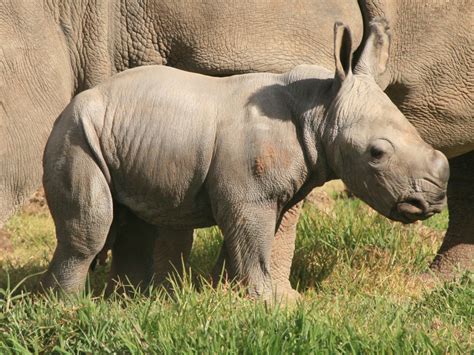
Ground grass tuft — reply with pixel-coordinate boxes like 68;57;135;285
1;188;472;353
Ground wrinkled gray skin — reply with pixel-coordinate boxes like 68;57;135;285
1;1;472;292
41;22;449;299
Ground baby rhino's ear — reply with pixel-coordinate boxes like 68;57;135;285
354;18;391;85
333;22;353;86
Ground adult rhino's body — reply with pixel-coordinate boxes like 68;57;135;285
1;1;472;285
0;0;362;224
41;23;448;297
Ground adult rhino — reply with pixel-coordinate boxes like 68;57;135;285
1;1;472;290
41;22;448;299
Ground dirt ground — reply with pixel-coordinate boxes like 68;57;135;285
0;229;13;253
0;188;49;252
21;187;49;215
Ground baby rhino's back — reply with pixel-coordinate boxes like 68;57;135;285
92;66;227;227
64;65;292;228
93;66;288;227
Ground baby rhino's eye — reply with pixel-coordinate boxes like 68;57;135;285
370;146;385;159
368;139;393;162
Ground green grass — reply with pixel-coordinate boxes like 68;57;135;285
0;191;472;353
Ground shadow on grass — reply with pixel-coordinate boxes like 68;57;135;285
0;263;46;292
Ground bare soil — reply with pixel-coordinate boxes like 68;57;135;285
21;187;49;215
304;180;346;213
0;229;13;253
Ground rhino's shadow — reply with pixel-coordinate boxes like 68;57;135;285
245;77;333;122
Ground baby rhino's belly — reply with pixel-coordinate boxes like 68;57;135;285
114;183;215;229
109;155;215;228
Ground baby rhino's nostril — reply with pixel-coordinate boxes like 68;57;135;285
397;196;429;219
404;197;427;212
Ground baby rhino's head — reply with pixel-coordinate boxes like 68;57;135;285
325;20;448;223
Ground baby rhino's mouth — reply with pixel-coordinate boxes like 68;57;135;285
391;192;446;224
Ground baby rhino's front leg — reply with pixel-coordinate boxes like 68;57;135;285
215;203;277;299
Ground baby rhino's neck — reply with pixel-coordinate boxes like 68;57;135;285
281;71;336;188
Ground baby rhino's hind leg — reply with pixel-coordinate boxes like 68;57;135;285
107;212;194;294
153;228;194;287
107;209;157;294
42;139;113;293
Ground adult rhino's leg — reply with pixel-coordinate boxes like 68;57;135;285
429;151;474;277
0;1;73;226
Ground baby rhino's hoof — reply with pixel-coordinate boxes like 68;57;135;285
267;287;301;306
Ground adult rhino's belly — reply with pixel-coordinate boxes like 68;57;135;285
387;85;474;159
408;114;474;159
439;143;474;159
386;55;473;159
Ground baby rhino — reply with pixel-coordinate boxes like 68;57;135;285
42;21;448;299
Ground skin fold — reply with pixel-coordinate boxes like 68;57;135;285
41;22;448;299
1;1;472;292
